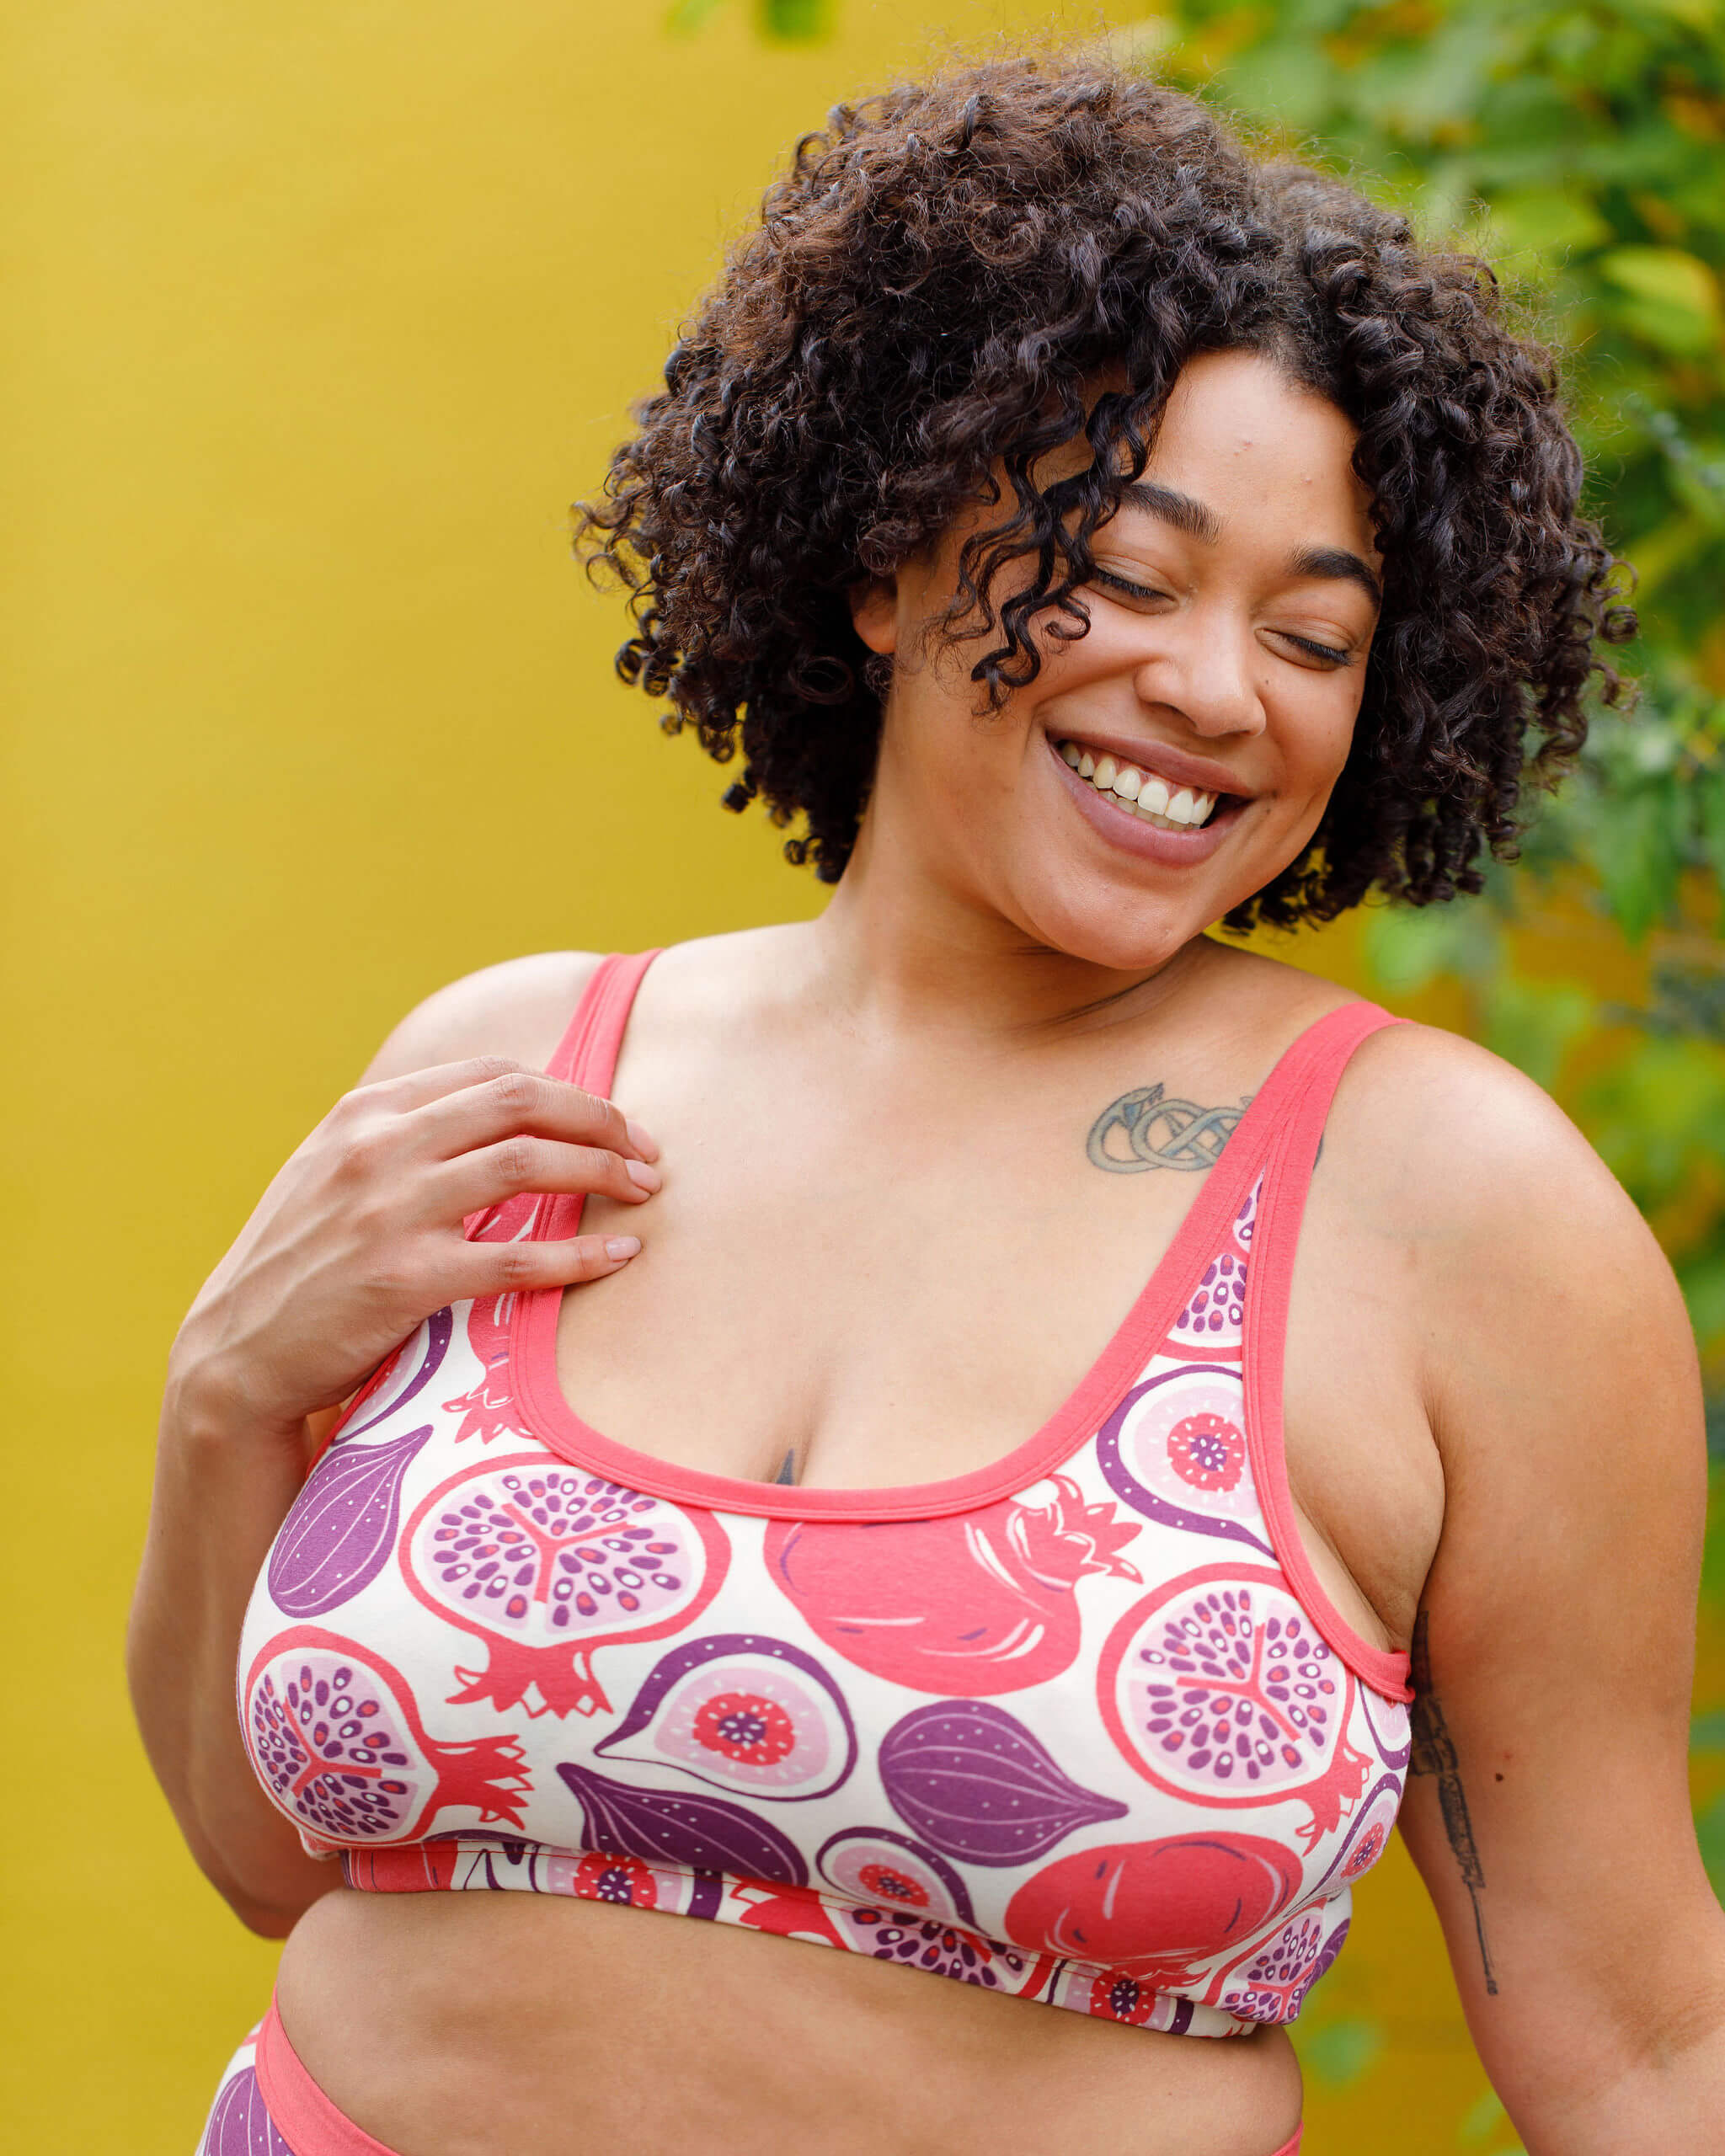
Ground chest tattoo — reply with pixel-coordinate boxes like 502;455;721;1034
1087;1083;1251;1173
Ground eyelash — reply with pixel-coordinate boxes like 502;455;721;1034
1087;567;1357;670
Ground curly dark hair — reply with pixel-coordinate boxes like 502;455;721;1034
574;53;1633;927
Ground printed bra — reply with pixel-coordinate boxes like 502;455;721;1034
238;951;1413;2040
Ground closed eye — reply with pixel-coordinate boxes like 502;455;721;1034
1087;566;1358;670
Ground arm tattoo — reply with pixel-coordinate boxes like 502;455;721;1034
1409;1611;1498;1995
1087;1084;1249;1172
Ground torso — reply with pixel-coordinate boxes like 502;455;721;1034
271;925;1445;2156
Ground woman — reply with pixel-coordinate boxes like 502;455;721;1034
131;55;1725;2156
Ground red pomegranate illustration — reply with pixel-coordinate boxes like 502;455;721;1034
242;1627;528;1845
441;1294;530;1446
1003;1833;1302;1985
1100;1566;1371;1850
765;1475;1140;1697
402;1455;729;1717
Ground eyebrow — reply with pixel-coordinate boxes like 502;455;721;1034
1117;481;1383;607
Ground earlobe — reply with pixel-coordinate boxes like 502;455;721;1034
849;577;899;656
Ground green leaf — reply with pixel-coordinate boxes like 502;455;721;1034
1297;2014;1384;2085
1693;1710;1725;1753
758;0;830;37
1460;2089;1506;2141
1483;976;1595;1090
1487;187;1612;263
1591;783;1685;942
1599;247;1725;357
1699;766;1725;887
1699;1790;1725;1903
1678;1245;1725;1354
666;0;728;31
1359;902;1498;995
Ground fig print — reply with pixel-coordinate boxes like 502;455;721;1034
441;1294;531;1446
266;1422;432;1617
595;1633;857;1801
200;2067;291;2156
1003;1833;1302;1981
243;1627;528;1844
1314;1773;1402;1896
1100;1566;1371;1850
402;1455;729;1717
879;1700;1127;1865
1359;1679;1413;1771
332;1308;453;1446
815;1828;976;1926
765;1474;1140;1697
555;1761;808;1885
1097;1367;1274;1556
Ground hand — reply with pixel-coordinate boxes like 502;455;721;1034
168;1058;660;1439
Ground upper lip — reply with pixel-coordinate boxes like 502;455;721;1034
1046;727;1256;800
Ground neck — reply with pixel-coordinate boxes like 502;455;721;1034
798;803;1218;1048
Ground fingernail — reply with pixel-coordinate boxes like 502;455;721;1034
625;1118;660;1163
605;1235;641;1261
625;1159;662;1193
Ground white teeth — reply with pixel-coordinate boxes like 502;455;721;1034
1056;741;1224;832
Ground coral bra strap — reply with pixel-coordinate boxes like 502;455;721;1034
1243;999;1413;1701
546;949;663;1091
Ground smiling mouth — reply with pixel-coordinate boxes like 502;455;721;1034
1055;739;1226;831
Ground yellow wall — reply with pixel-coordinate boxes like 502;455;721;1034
0;6;1642;2150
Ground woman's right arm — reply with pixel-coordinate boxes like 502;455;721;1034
127;953;659;1935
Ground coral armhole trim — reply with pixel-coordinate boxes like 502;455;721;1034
1242;1001;1414;1703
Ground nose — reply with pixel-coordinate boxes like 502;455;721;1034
1131;614;1267;741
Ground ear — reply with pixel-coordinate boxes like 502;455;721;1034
849;576;898;657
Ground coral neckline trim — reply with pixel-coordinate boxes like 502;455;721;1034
506;951;1374;1528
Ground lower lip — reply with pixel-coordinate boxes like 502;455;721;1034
1047;739;1245;865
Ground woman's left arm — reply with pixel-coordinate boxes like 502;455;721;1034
1388;1031;1725;2153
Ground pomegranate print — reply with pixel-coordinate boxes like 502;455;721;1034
816;1828;975;1927
834;1904;1047;1993
442;1294;531;1446
243;1628;528;1844
1097;1369;1274;1556
1214;1908;1348;2022
402;1454;729;1717
1165;1248;1248;1354
879;1701;1127;1864
1100;1566;1370;1849
1004;1834;1301;1983
199;2063;290;2156
765;1474;1140;1697
595;1633;857;1801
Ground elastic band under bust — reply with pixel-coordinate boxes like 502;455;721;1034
255;2001;402;2156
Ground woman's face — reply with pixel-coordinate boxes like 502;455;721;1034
851;348;1383;974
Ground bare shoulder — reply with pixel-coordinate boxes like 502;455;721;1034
1328;1017;1697;1470
1324;1015;1634;1238
361;952;606;1085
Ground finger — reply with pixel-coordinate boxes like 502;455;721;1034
460;1231;642;1298
359;1056;541;1113
435;1136;660;1219
411;1069;654;1164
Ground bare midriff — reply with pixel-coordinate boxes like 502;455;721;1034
276;1887;1304;2156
